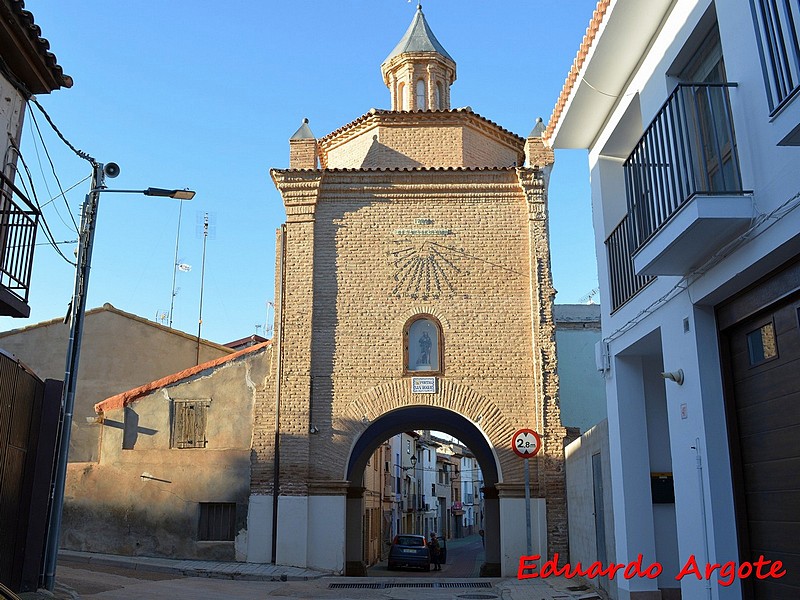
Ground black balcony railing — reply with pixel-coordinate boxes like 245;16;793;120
624;83;744;253
606;214;655;312
0;172;39;315
751;0;800;114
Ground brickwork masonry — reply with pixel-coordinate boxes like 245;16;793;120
255;164;568;561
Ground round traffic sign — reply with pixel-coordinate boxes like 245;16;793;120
512;428;541;458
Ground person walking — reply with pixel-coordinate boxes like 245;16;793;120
430;533;442;571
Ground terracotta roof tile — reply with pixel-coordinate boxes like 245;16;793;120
94;341;270;414
544;0;610;142
317;107;524;146
271;165;521;175
2;0;73;92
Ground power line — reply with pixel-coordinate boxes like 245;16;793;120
29;110;79;231
8;142;76;266
28;97;95;164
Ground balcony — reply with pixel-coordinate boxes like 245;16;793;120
624;83;751;278
606;214;656;312
0;172;40;318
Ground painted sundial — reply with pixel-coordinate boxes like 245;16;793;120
388;219;466;299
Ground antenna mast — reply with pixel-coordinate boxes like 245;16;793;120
196;213;209;364
168;200;184;328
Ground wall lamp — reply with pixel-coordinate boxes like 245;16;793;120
401;455;417;472
309;425;320;434
661;369;685;385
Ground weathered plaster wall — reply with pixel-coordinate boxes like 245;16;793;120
61;347;270;560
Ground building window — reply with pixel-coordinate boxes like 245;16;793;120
751;0;800;114
171;399;210;449
198;502;236;541
403;315;443;374
416;79;426;110
435;82;443;109
747;322;779;365
398;82;406;110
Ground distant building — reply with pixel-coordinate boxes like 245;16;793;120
554;304;604;435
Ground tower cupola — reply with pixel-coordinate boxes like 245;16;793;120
381;4;456;111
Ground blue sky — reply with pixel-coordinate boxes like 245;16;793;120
4;0;599;344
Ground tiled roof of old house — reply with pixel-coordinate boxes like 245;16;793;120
0;302;234;354
544;0;610;142
95;341;270;413
0;0;73;93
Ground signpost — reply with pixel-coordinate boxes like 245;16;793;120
512;428;542;556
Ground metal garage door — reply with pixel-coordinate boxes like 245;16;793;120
719;264;800;599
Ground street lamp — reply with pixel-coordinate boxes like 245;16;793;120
401;455;418;472
43;161;194;591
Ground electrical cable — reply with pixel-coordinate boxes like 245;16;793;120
39;175;91;209
28;110;79;231
28;96;95;164
9;145;76;266
22;119;77;233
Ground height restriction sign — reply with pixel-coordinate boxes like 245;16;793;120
512;428;542;458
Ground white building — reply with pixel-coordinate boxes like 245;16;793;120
548;1;800;599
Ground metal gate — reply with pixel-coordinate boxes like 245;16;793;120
0;351;61;592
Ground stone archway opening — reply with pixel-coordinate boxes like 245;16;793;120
344;405;501;577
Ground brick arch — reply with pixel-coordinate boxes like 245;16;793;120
393;305;452;332
341;378;517;481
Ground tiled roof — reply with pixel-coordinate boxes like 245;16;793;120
544;0;610;142
95;341;270;413
0;0;73;92
0;302;233;354
317;107;524;145
271;165;521;175
384;4;454;64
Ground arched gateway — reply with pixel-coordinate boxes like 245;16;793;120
246;6;567;577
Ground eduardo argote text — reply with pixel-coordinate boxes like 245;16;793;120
518;553;786;587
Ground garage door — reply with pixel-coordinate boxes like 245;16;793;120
720;275;800;599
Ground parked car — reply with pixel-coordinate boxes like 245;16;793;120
387;534;431;571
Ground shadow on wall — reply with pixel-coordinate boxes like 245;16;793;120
360;136;422;169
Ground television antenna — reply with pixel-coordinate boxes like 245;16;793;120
195;212;212;364
168;199;187;328
579;287;600;305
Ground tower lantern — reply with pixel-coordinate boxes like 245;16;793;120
380;4;456;111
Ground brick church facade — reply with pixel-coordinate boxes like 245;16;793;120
247;5;567;576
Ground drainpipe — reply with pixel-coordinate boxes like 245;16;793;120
271;224;286;564
693;438;712;600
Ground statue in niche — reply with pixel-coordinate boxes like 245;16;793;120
418;330;432;367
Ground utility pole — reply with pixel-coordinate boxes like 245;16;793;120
43;161;104;591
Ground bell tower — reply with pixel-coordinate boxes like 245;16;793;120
380;3;456;111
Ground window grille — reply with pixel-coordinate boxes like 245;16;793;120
198;502;235;541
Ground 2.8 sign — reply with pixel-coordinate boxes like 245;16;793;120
512;428;542;458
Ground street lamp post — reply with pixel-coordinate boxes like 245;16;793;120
42;162;195;591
